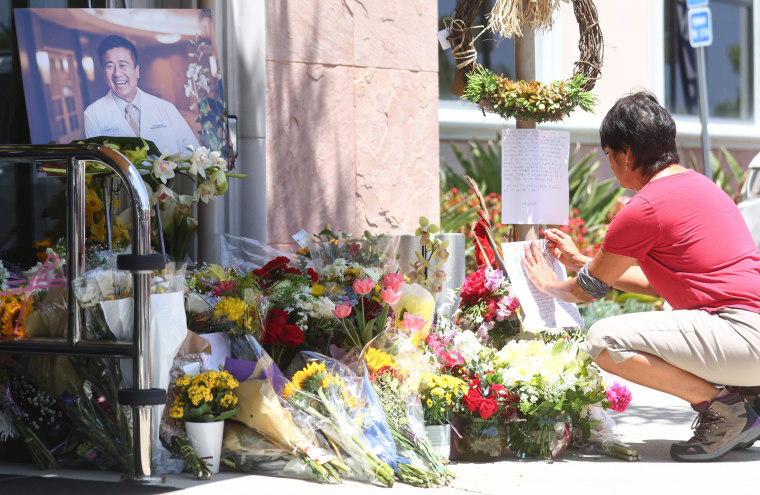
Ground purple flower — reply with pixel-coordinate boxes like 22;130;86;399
483;268;504;292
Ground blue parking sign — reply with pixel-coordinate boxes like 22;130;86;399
688;7;713;48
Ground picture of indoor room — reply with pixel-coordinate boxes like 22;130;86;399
13;8;226;155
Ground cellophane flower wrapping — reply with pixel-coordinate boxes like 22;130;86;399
362;331;454;486
222;336;349;483
283;351;396;487
304;228;398;277
1;252;68;341
71;256;189;473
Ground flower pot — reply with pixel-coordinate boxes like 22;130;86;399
424;424;451;460
449;415;509;461
507;416;571;460
185;420;225;474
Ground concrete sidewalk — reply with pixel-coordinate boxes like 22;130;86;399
1;381;759;494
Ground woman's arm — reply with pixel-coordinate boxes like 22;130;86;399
542;229;658;297
522;244;650;302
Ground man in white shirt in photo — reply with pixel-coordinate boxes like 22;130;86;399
84;35;200;155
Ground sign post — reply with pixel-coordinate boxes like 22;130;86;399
688;2;713;179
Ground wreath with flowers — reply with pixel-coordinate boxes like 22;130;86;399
445;0;603;123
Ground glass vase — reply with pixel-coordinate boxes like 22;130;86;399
449;414;509;461
507;415;571;460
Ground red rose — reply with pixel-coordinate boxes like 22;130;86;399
462;387;484;412
261;309;289;345
478;397;499;419
307;268;319;283
459;266;489;306
261;321;282;345
279;324;305;347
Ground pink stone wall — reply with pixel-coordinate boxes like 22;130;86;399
265;0;439;251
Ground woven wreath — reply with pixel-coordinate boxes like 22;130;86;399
446;0;603;123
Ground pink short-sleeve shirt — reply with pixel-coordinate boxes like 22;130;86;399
601;169;760;313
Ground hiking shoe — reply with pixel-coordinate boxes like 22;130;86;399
734;386;760;449
670;390;760;461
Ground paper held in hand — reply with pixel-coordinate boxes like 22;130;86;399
502;241;584;331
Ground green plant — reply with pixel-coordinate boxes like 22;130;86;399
567;147;624;232
441;136;502;196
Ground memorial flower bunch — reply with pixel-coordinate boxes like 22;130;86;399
418;372;468;426
492;335;613;435
331;273;407;349
169;369;240;423
455;265;521;349
71;137;245;261
303;226;398;275
186;263;265;339
282;360;396;487
363;344;454;486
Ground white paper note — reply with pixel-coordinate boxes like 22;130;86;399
502;241;584;331
501;128;571;225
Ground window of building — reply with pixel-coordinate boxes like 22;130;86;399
664;0;753;120
438;0;515;101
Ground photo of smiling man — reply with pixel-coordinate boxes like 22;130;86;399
84;35;199;155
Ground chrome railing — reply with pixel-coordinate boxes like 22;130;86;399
0;144;165;483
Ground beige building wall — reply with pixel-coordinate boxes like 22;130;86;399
264;1;440;252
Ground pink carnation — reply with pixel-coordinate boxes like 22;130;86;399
606;382;632;413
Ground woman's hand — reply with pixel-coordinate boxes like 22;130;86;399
543;228;589;272
521;241;558;294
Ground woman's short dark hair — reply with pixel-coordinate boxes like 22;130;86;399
97;35;139;67
600;91;679;177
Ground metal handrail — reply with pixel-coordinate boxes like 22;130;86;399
0;144;161;483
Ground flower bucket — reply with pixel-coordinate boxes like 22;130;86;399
424;424;451;460
507;416;570;460
449;415;509;461
185;420;225;473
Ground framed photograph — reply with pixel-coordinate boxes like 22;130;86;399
14;8;228;155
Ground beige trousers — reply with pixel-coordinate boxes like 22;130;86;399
583;308;760;386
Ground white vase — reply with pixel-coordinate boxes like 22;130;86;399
185;420;225;474
425;424;451;460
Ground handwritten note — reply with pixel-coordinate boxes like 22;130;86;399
502;241;584;331
501;128;570;225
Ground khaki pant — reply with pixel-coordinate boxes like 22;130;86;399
583;308;760;386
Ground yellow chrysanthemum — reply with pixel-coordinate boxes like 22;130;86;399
364;348;397;373
344;268;361;279
213;297;247;323
311;283;325;296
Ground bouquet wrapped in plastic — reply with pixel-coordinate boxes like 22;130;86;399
283;353;395;487
362;331;454;485
224;339;350;483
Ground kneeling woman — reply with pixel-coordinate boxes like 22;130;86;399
521;91;760;462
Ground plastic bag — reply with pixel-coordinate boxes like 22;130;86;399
283;351;395;487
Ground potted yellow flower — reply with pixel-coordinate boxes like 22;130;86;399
170;369;240;473
418;373;468;460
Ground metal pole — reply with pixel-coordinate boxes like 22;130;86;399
514;0;539;241
696;46;712;179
